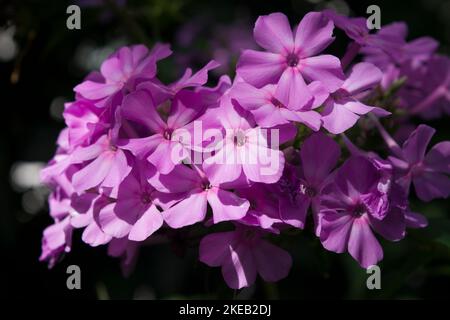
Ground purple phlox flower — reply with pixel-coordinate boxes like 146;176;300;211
119;88;205;174
39;190;74;267
270;132;340;233
118;60;220;174
70;191;113;247
324;10;406;66
401;55;450;118
107;237;140;277
199;225;292;289
341;133;428;230
230;79;328;130
323;10;372;46
237;12;344;108
69;132;133;193
63;99;109;151
361;22;438;92
74;44;172;102
319;156;407;268
153;164;250;228
321;62;390;134
236;183;292;232
202;98;285;184
95;161;166;241
362;22;438;68
387;124;450;202
39;168;79;267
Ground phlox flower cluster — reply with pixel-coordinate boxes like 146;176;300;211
40;11;450;289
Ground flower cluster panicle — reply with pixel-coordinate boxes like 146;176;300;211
40;11;450;289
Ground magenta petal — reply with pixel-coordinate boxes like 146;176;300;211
321;101;360;134
184;60;220;87
295;12;335;58
405;211;428;229
335;156;378;197
237;50;284;88
253;240;292;282
230;82;268;111
203;143;242;185
413;171;450;201
242;143;284;183
147;140;176;174
167;91;203;128
121;90;165;133
300;55;344;92
100;56;126;82
72;151;115;192
300;132;340;185
348;216;383;268
369;207;406;241
207;187;249;224
82;222;112;247
163;191;207;228
71;135;109;162
275;68;312;109
222;243;257;289
97;203;132;238
342;62;382;94
254;12;294;53
424;141;450;174
278;194;308;229
102;150;132;188
282;109;321;131
320;210;354;253
342;100;375;115
119;135;161;158
307;81;329;108
128;205;163;241
402;124;435;164
74;80;118;100
150;164;201;193
199;232;235;267
252;104;288;127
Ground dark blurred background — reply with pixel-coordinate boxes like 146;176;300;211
1;0;449;299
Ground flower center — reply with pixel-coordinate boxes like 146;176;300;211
140;192;152;204
202;180;212;190
271;97;285;108
411;162;424;176
299;183;317;198
286;53;299;67
233;131;247;147
163;128;173;140
353;203;367;216
109;144;118;151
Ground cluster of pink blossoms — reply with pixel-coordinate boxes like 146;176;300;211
40;11;450;289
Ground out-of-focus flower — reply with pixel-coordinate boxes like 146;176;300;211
199;226;292;289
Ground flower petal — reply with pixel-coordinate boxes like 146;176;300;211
253;240;292;282
342;62;382;94
348;216;383;268
295;11;335;58
222;242;257;289
300;132;340;185
300;55;344;92
207;187;249;223
254;12;294;53
128;205;163;241
199;231;235;267
237;50;284;88
163;191;207;228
